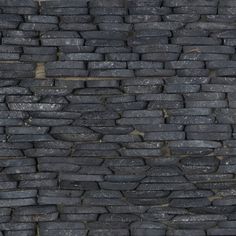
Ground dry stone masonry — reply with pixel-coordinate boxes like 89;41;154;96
1;0;236;236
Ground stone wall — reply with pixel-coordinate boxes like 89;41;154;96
1;0;236;236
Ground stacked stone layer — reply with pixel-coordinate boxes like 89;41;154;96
0;0;236;78
0;0;236;236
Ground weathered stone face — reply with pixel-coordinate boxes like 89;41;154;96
1;0;236;235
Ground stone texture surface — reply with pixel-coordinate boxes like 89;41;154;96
0;0;235;235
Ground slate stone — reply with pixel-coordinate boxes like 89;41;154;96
2;37;39;46
59;22;96;31
167;108;212;116
163;13;200;22
169;140;221;148
61;53;103;61
164;84;200;93
177;68;209;77
0;223;35;231
184;92;225;100
98;23;132;31
167;115;215;124
94;15;123;23
184;45;235;54
172;36;220;45
90;69;134;77
41;7;88;15
137;94;182;101
117;117;164;125
164;0;218;7
166;61;204;69
142;53;179;61
91;126;133;134
128;61;163;69
8;103;63;111
41;38;84;46
144;132;185;141
129;5;171;15
174;6;217;14
90;7;127;16
19;22;58;31
88;229;129;236
185;124;231;132
207;228;236;236
186;100;227;108
123;85;162;94
95;46;131;53
103;135;141;143
148;101;184;109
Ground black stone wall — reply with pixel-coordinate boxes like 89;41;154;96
0;0;236;236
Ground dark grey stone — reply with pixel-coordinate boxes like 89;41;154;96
41;38;84;46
